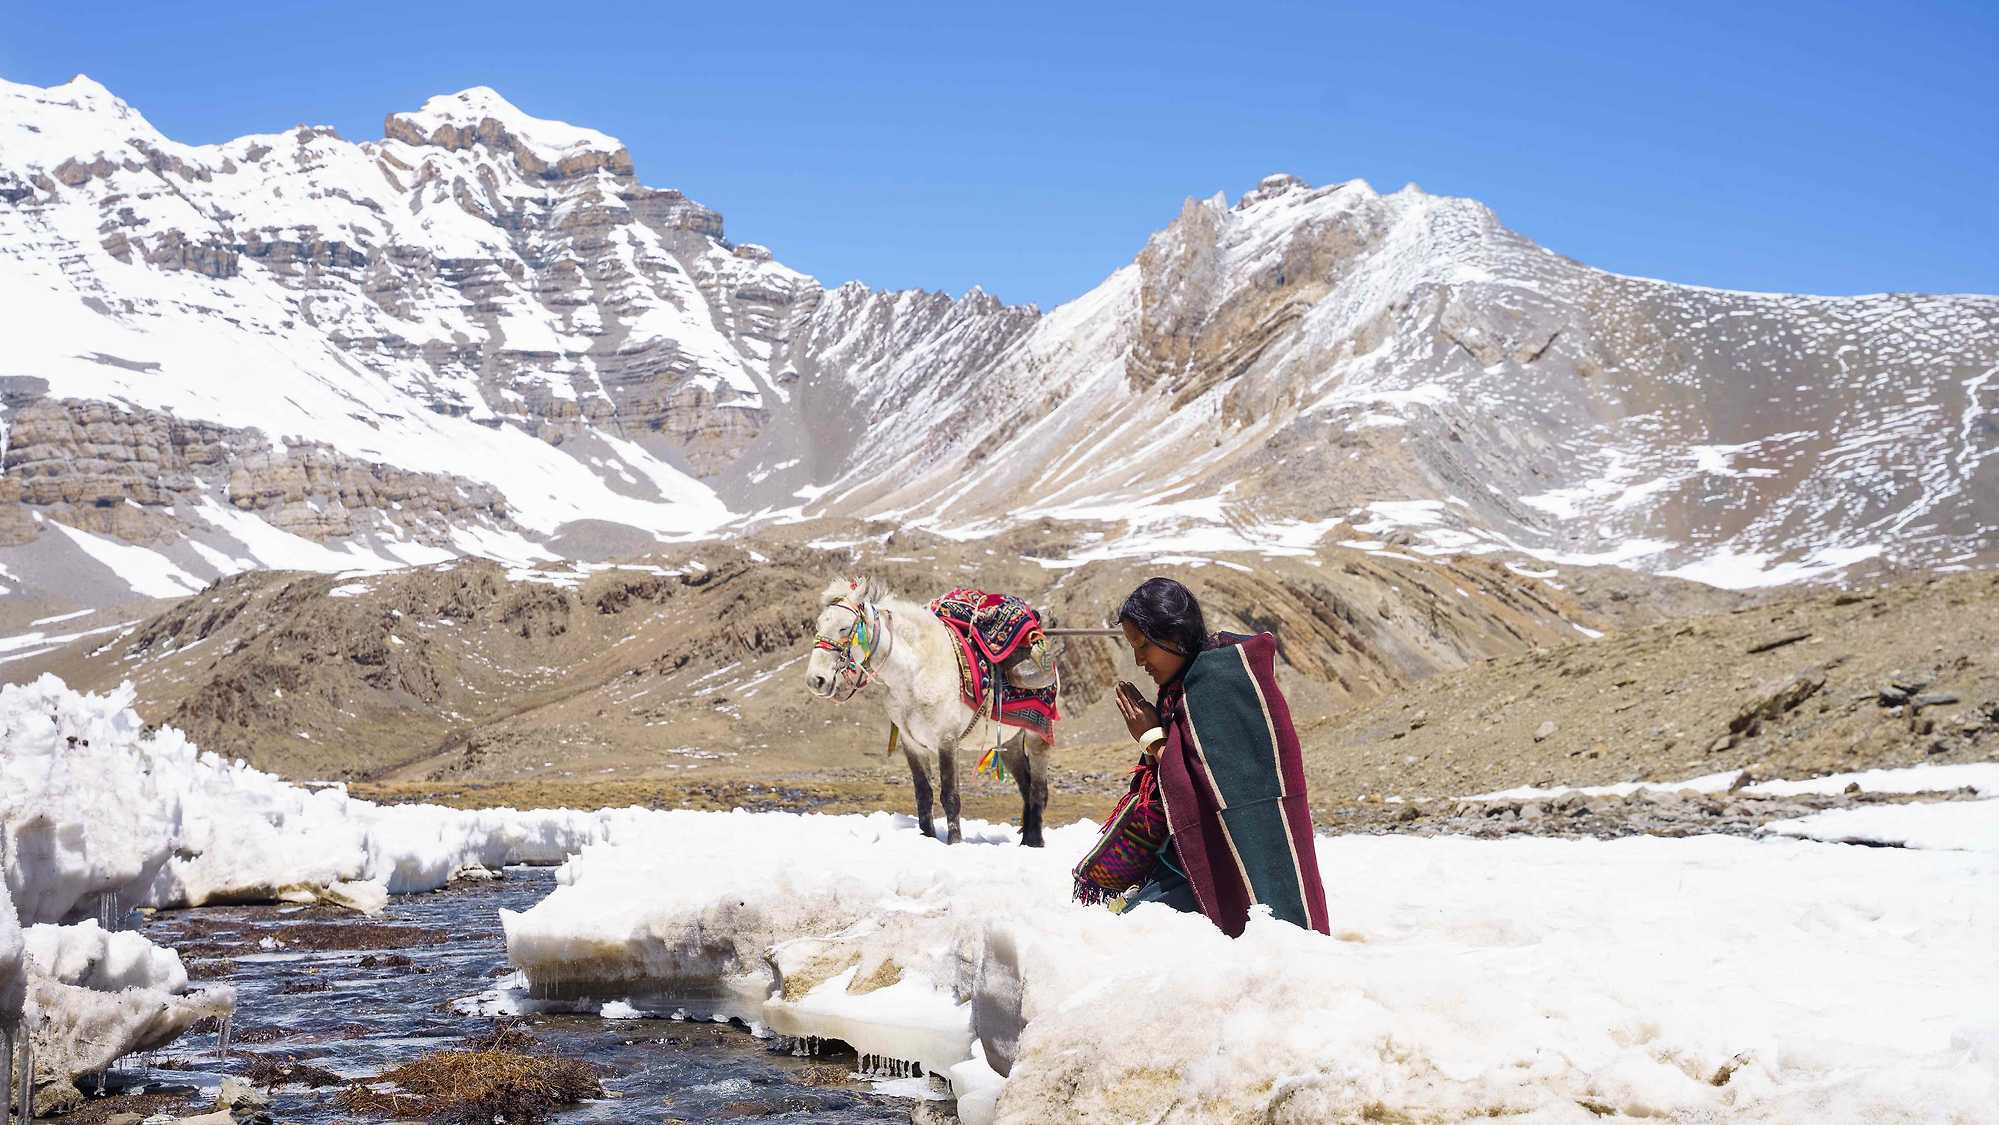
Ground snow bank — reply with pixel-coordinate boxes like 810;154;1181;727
23;965;232;1090
0;674;673;1088
12;917;227;1090
1742;761;1999;798
1467;761;1999;803
22;920;185;994
0;675;653;921
500;810;1029;1072
503;808;1999;1122
1764;799;1999;851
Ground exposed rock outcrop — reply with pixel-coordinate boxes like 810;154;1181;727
0;398;510;544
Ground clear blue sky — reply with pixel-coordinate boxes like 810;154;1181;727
5;1;1995;308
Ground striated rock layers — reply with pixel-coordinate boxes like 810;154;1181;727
0;397;508;546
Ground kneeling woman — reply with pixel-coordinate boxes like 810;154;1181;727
1109;578;1330;936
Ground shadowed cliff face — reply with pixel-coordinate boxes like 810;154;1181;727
1;80;1995;616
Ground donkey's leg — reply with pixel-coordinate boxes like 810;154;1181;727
937;742;963;845
905;748;936;839
1025;734;1051;847
999;732;1043;848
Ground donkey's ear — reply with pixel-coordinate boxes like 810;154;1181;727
860;574;886;604
821;579;850;607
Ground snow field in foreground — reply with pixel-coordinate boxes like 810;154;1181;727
5;674;1997;1118
502;806;1999;1123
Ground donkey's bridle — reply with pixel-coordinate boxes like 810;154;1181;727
812;598;894;701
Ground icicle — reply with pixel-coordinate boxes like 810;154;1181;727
2;1028;12;1125
851;1051;921;1080
215;1008;233;1064
16;1027;34;1125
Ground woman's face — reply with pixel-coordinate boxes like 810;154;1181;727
1121;620;1188;688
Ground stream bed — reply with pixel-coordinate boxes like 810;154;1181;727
104;867;927;1123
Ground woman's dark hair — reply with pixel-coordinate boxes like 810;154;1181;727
1117;577;1210;658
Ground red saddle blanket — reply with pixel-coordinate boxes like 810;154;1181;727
928;587;1060;744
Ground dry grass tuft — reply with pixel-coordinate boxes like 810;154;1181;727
244;1053;345;1088
846;956;902;995
335;1082;427;1118
336;1049;600;1123
270;921;450;951
465;1017;537;1052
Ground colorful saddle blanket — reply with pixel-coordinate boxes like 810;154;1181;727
929;587;1060;744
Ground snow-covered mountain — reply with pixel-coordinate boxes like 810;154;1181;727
837;175;1999;587
0;76;1034;605
1;75;1993;610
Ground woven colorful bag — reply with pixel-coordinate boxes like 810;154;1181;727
1071;761;1168;905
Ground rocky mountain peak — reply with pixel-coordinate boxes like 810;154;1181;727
47;74;118;104
382;86;633;178
1236;171;1311;208
0;74;183;172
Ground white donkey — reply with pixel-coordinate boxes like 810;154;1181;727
804;577;1051;846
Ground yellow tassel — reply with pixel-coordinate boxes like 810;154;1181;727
976;745;1010;782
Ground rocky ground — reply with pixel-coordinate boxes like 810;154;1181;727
1335;781;1992;839
14;527;1996;841
17;522;1700;787
1300;568;1999;810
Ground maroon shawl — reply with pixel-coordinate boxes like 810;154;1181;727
1154;632;1331;937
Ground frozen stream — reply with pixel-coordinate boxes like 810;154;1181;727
113;868;920;1122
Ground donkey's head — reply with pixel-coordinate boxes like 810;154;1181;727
805;576;887;700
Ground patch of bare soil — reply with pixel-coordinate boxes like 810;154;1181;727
364;570;1999;838
1303;569;1999;820
24;526;1705;791
37;524;1988;838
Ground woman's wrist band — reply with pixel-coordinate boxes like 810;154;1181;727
1136;726;1165;748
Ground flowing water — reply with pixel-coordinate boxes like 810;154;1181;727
113;867;926;1122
